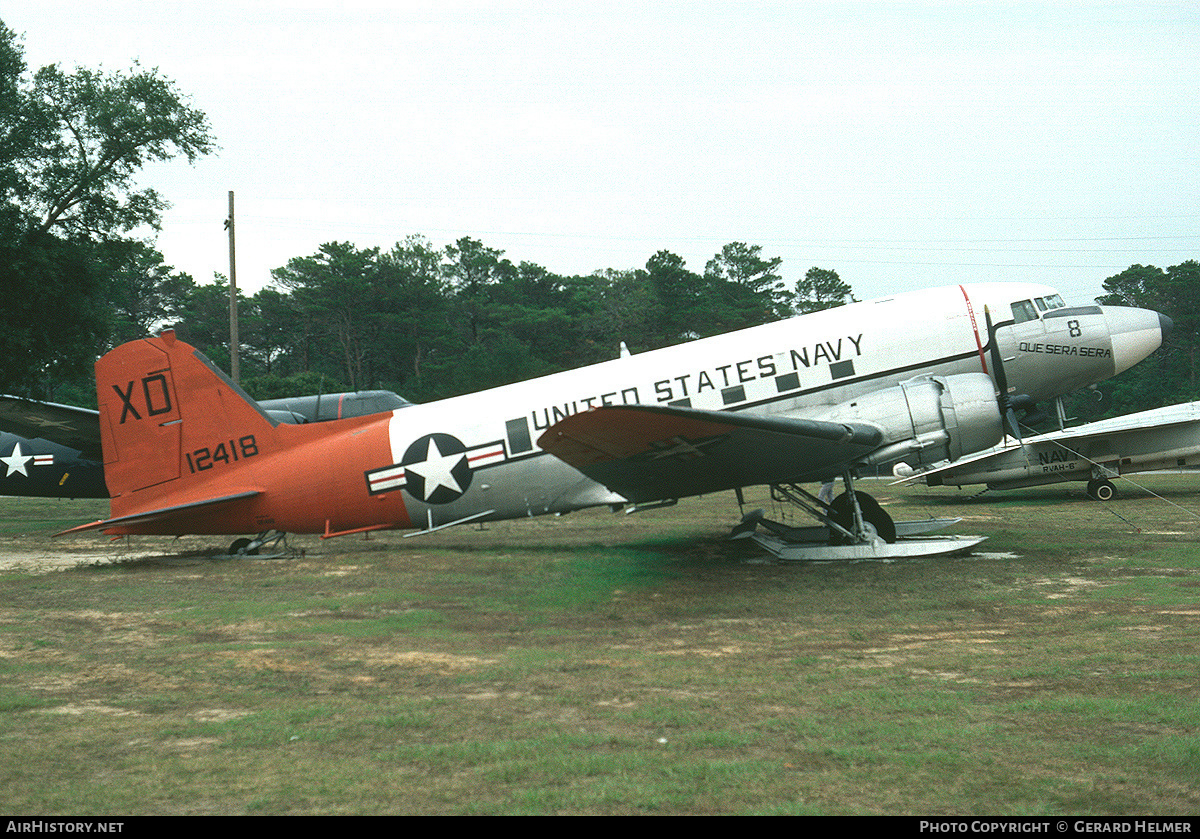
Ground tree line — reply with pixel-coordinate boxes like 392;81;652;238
1090;260;1200;419
158;246;1200;430
105;236;857;406
65;230;1200;432
0;21;212;401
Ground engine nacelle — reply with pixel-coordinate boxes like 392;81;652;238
814;373;1003;469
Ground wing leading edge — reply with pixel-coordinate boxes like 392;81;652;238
538;405;884;504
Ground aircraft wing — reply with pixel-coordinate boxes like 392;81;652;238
900;400;1200;485
538;405;884;504
0;395;101;459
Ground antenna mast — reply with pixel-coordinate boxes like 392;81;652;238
226;190;240;384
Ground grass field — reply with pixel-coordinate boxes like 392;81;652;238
0;476;1197;815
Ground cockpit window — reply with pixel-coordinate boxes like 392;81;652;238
1034;297;1048;311
1043;294;1065;309
1043;305;1102;319
1011;299;1039;324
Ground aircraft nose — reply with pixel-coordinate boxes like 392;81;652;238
1104;306;1170;376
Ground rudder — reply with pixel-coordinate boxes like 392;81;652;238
96;329;276;501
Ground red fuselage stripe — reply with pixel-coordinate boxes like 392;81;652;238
959;284;988;374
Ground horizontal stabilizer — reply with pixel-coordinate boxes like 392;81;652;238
538;404;883;504
55;489;262;537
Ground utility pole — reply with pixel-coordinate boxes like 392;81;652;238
226;190;240;384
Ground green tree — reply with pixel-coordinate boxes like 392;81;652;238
1095;264;1172;314
18;61;214;236
0;224;107;397
443;236;516;346
703;241;792;331
101;239;195;347
0;23;29;203
242;369;344;403
1165;260;1200;399
374;235;454;399
565;268;663;362
644;250;707;346
271;242;387;390
793;267;855;314
430;237;582;395
169;277;239;372
1097;261;1200;412
487;261;574;367
239;286;299;378
0;21;215;394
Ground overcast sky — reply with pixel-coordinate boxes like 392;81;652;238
5;1;1198;305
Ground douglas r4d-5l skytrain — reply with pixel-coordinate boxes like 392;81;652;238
58;282;1170;560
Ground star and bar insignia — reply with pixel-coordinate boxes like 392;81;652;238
365;433;505;504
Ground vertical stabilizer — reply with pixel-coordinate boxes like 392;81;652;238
95;329;277;502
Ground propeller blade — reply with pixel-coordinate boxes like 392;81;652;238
983;305;1009;398
984;305;1026;443
1005;406;1023;442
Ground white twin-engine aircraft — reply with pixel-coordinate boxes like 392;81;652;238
61;282;1170;560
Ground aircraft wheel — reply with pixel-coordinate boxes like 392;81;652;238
228;537;259;556
1087;479;1116;502
828;491;897;544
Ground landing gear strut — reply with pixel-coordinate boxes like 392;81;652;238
827;489;897;545
226;531;289;558
731;469;986;560
228;537;258;556
1086;478;1116;501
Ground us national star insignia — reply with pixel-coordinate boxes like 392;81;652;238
1;442;33;477
400;433;474;504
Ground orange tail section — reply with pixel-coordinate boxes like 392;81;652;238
59;329;404;539
57;330;279;536
97;329;276;503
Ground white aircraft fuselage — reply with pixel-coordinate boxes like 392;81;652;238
367;282;1168;534
914;401;1200;497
